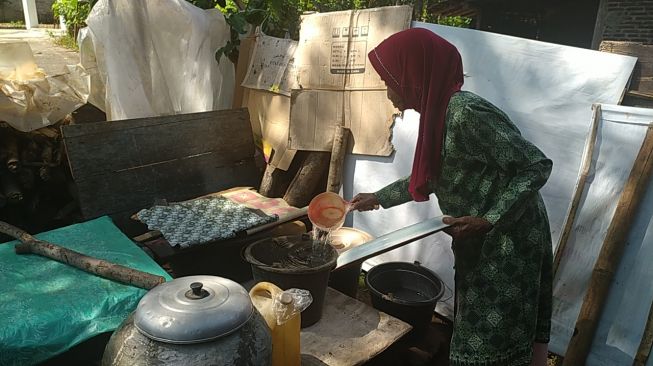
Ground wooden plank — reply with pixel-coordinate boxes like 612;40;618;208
624;91;653;108
639;62;653;77
62;109;254;179
634;299;653;366
600;41;653;63
75;157;260;219
631;78;653;94
300;288;411;366
132;230;162;243
553;105;601;276
63;109;262;219
562;126;653;365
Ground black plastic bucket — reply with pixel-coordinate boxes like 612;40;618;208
328;227;374;298
244;234;338;328
366;261;444;336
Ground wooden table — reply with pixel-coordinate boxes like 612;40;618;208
300;288;412;366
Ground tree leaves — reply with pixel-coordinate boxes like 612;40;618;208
225;12;249;34
244;9;267;26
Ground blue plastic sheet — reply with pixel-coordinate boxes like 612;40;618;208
0;216;171;366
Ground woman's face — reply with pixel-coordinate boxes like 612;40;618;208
386;85;405;111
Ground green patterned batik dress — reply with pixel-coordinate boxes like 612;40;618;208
375;91;553;366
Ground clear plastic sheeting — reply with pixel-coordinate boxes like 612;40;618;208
274;288;313;325
0;42;89;132
81;0;235;121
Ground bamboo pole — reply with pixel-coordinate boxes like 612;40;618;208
563;126;653;365
553;105;602;276
0;221;166;290
634;300;653;366
326;126;350;194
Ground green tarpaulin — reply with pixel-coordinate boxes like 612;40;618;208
0;216;171;366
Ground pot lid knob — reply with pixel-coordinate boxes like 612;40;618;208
186;282;209;299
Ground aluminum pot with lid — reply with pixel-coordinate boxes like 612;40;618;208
102;275;272;366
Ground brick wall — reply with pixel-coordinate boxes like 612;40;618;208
601;0;653;44
0;0;56;24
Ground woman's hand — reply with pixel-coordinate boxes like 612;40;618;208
350;193;381;212
442;216;493;241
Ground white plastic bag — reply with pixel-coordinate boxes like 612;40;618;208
0;42;89;132
273;288;313;325
82;0;235;120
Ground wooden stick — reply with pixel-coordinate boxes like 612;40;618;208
553;105;602;276
0;221;166;290
244;207;308;236
562;126;653;365
634;300;653;366
326;126;350;194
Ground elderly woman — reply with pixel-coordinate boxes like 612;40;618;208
351;28;553;366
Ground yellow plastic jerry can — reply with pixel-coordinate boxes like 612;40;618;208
249;282;301;366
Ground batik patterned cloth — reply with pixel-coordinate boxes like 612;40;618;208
137;196;277;248
375;91;553;366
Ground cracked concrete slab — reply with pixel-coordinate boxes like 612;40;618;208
0;28;79;75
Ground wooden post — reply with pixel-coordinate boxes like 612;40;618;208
283;152;330;207
634;300;653;366
553;105;601;276
259;163;279;197
562;126;653;365
259;163;293;198
326;126;350;194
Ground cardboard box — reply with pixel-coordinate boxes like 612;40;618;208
288;6;411;156
246;89;296;170
239;33;298;170
294;6;412;90
288;89;395;155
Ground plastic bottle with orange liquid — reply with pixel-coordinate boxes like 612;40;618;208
249;282;302;366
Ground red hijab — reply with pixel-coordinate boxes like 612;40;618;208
369;28;463;202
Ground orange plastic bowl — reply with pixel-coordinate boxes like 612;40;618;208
308;192;348;230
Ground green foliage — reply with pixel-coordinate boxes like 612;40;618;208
8;20;25;29
192;0;472;63
423;14;472;28
187;0;225;8
52;0;95;38
48;31;80;50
